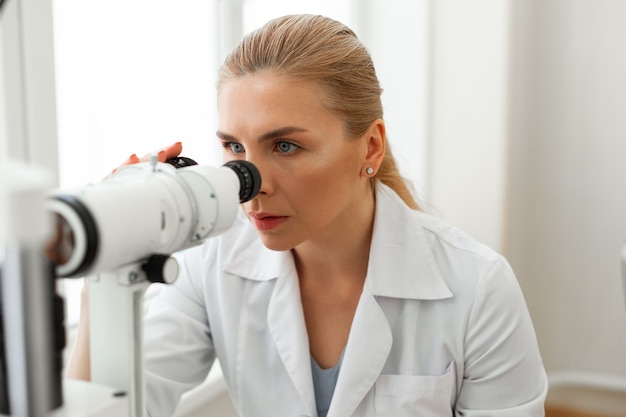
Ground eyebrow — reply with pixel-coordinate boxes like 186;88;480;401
216;126;309;143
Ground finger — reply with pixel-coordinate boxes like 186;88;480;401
126;153;141;165
163;142;183;161
109;153;140;176
140;142;183;163
139;150;166;163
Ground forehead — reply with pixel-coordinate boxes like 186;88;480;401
217;72;338;130
218;72;326;105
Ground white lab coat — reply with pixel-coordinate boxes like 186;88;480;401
144;184;547;417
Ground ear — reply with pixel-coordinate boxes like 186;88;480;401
362;119;386;177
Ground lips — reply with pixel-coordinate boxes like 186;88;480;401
249;212;288;231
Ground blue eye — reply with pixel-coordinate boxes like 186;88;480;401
276;141;298;154
228;142;244;154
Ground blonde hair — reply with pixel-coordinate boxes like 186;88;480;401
218;14;420;210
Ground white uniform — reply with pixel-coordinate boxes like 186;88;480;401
144;184;547;417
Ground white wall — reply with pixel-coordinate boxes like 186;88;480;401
426;0;511;251
427;0;626;397
508;0;626;380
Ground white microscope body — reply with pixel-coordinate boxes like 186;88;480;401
0;157;260;417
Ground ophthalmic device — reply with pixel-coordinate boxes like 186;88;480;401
0;156;261;417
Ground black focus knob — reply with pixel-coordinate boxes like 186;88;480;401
165;156;198;169
142;254;179;284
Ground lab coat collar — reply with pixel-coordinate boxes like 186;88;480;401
365;184;453;300
221;215;289;282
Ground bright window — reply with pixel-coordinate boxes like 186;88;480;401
52;0;223;325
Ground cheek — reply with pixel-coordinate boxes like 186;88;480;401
284;163;356;211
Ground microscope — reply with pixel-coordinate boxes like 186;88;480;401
0;156;261;417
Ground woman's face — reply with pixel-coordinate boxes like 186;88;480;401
217;72;376;252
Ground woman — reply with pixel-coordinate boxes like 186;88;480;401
68;14;547;417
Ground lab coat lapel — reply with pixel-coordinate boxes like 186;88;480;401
266;252;317;417
328;185;453;417
327;285;392;417
224;232;316;416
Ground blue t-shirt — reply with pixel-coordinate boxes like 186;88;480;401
310;350;345;417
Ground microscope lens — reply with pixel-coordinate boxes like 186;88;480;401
45;214;74;267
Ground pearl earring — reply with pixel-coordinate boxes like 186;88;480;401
366;167;374;175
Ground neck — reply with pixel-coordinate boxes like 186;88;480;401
293;186;376;297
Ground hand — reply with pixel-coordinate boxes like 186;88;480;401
110;142;183;175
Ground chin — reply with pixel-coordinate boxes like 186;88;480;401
257;234;298;253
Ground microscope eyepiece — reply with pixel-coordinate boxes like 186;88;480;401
223;160;262;203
